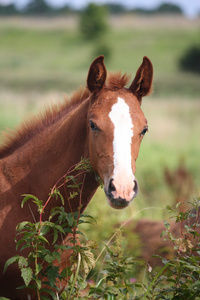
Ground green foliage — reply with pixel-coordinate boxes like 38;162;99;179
23;0;51;15
4;171;200;299
155;3;183;14
133;3;183;15
4;200;96;298
4;158;95;299
105;3;126;14
79;3;109;41
89;229;138;299
179;45;200;74
0;4;18;15
93;39;112;60
143;197;200;299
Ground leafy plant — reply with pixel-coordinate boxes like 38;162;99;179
4;158;97;299
88;229;138;299
4;157;200;299
142;197;200;300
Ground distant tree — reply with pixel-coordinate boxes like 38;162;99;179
155;3;182;14
79;3;108;40
131;3;182;15
179;45;200;74
105;4;125;14
93;39;111;60
55;5;72;15
0;4;19;15
23;0;51;15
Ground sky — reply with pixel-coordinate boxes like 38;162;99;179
0;0;200;18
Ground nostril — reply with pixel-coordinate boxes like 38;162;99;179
109;179;116;192
133;179;139;196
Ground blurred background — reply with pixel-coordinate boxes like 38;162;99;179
0;0;199;260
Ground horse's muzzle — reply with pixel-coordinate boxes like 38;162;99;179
104;178;139;209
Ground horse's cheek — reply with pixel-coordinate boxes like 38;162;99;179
88;137;98;172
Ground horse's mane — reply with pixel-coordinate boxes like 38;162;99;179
107;72;130;90
0;88;90;159
0;73;130;159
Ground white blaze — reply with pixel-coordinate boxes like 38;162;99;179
109;97;135;198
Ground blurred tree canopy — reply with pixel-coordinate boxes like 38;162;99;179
179;45;200;74
105;4;126;14
0;4;18;15
23;0;51;15
132;3;183;15
0;1;185;16
155;3;182;14
79;3;108;41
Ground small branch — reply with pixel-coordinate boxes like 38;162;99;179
38;162;89;233
68;253;81;299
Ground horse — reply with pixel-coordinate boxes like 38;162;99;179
0;55;153;299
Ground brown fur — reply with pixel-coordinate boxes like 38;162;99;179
106;72;131;90
0;73;131;159
0;88;90;159
0;56;153;299
129;210;200;268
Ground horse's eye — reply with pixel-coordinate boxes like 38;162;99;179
89;120;99;131
141;127;148;136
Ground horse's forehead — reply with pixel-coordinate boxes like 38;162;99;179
91;90;142;120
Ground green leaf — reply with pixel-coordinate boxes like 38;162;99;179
40;288;57;298
21;194;40;208
18;256;28;269
52;229;58;245
20;244;32;252
61;266;72;278
66;215;74;227
44;254;55;263
160;230;167;238
52;251;61;263
39;224;51;236
166;205;174;212
16;221;29;231
37;235;49;244
47;266;59;288
35;263;43;275
105;244;114;256
54;224;66;234
176;202;182;209
21;267;33;287
35;278;42;289
80;213;97;224
164;220;170;230
53;189;65;205
4;255;20;273
16;238;26;250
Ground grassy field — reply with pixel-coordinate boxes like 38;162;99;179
0;15;199;243
0;15;200;96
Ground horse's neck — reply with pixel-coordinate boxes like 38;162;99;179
1;99;97;205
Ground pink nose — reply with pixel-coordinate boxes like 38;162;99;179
105;178;139;208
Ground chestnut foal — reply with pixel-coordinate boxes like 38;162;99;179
0;55;153;298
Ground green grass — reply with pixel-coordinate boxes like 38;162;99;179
0;16;199;244
0;16;199;96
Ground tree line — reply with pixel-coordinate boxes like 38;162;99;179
0;0;183;16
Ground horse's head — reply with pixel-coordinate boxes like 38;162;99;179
87;56;153;209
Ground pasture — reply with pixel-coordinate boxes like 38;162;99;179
0;14;199;244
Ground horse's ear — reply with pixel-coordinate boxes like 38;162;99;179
129;56;153;103
87;55;107;93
